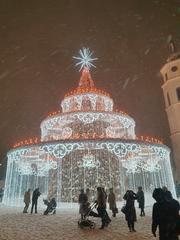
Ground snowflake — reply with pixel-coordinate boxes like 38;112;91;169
73;48;98;71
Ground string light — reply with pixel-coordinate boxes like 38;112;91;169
3;50;176;207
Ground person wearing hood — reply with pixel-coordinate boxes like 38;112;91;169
23;189;31;213
152;188;180;240
136;186;145;216
123;190;137;232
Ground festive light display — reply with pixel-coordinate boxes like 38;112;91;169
73;48;98;71
82;153;100;168
40;111;135;141
3;50;176;207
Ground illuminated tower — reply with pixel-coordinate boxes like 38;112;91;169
160;47;180;180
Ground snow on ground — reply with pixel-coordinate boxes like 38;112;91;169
0;204;156;240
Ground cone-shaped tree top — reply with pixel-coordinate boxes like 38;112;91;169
64;67;110;97
79;67;94;88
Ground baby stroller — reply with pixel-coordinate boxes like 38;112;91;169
43;198;57;215
78;202;98;229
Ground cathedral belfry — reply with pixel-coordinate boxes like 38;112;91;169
160;40;180;180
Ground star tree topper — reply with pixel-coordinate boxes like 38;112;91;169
73;48;98;71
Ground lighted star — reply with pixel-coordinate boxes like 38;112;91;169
73;48;98;71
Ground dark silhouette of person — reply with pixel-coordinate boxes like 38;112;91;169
23;188;31;213
108;188;117;217
152;188;180;240
96;187;111;229
31;188;41;214
43;197;57;215
123;190;137;232
136;186;145;216
78;189;88;220
101;187;111;224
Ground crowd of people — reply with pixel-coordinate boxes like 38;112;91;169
78;187;144;231
23;186;180;239
78;186;180;239
23;187;57;215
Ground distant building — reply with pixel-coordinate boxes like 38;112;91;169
160;50;180;180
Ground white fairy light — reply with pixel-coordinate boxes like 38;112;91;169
3;139;175;206
3;50;176;206
40;111;135;141
73;48;98;71
82;153;99;168
61;93;114;112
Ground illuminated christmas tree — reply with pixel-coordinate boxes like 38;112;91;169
3;48;176;206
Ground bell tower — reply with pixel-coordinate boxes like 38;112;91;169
160;41;180;180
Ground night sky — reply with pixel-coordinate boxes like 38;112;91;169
0;0;180;177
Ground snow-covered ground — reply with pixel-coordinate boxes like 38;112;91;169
0;204;156;240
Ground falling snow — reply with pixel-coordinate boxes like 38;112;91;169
122;78;130;90
144;49;150;55
0;0;179;177
17;56;27;63
0;71;9;80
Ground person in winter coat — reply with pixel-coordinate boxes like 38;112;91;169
102;188;111;223
43;197;57;215
86;188;91;202
78;189;88;220
23;189;31;213
136;186;145;216
96;187;111;229
123;190;137;232
108;188;117;217
152;188;180;240
31;188;41;214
